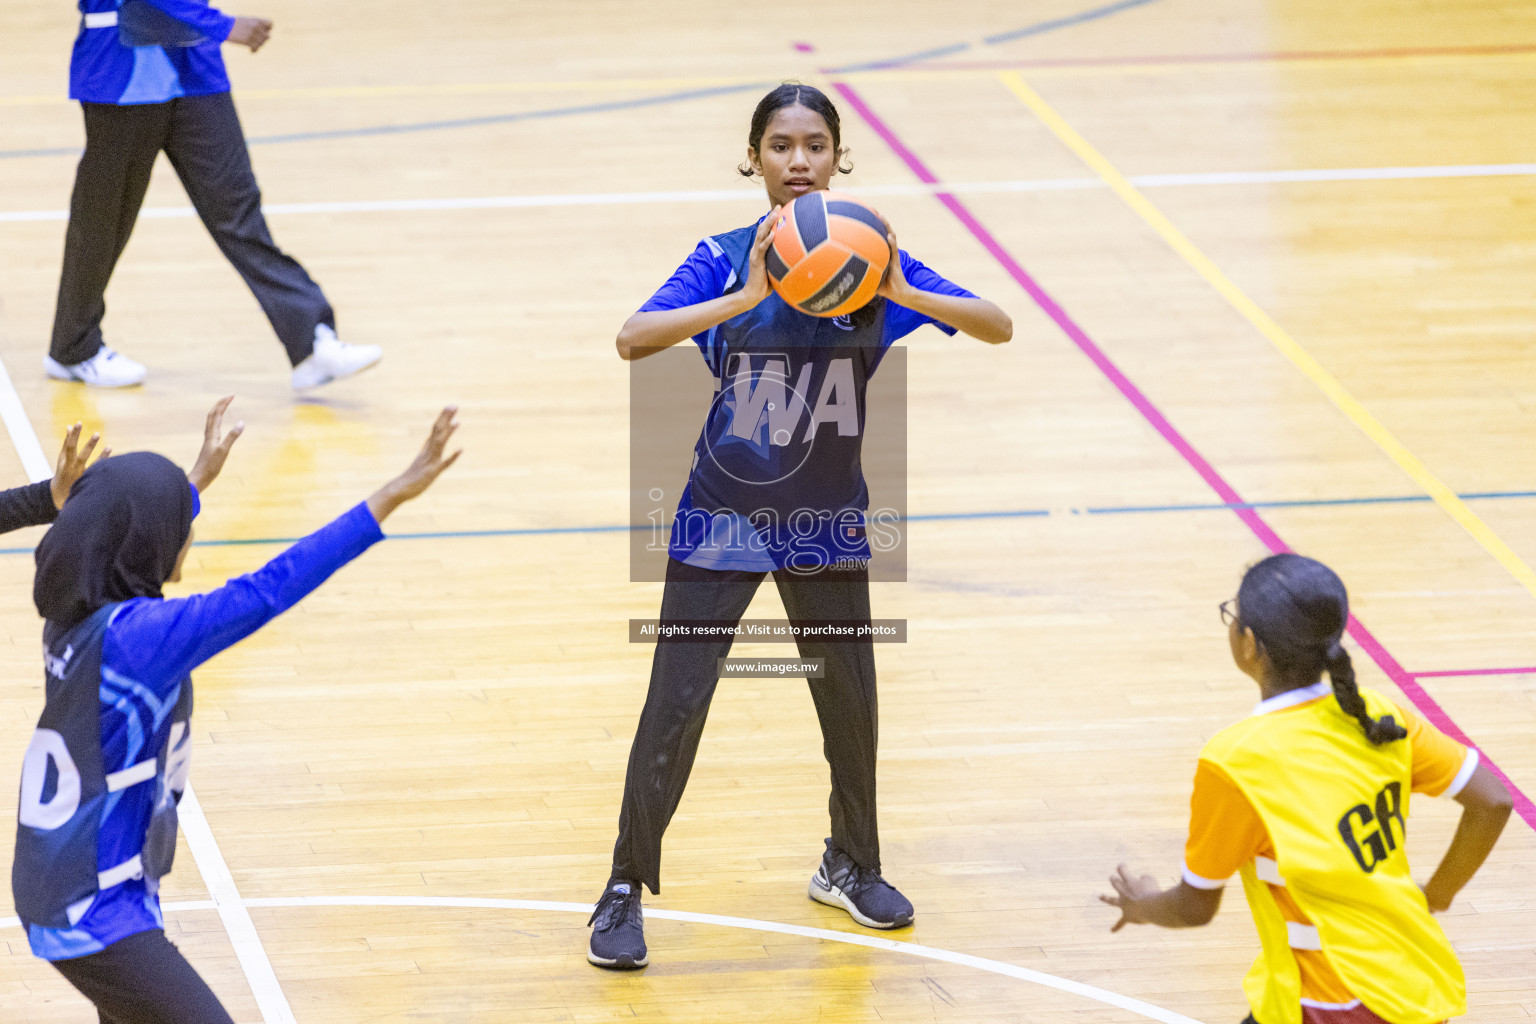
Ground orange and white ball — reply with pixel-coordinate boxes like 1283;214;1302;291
766;191;890;318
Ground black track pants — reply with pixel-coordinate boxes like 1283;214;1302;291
50;928;234;1024
50;93;332;367
611;557;880;894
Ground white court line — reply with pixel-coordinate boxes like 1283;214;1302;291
0;311;1192;1023
178;788;297;1024
0;329;296;1023
1;162;1534;222
0;355;52;481
4;894;1208;1024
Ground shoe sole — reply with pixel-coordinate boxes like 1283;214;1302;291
586;940;648;970
43;364;144;388
808;878;913;930
292;352;383;391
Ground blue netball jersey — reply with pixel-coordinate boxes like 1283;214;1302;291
640;218;975;572
70;0;236;105
15;504;382;959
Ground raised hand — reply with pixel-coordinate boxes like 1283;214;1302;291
367;406;462;523
187;395;245;493
50;422;108;510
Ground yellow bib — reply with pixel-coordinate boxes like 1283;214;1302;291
1201;687;1465;1024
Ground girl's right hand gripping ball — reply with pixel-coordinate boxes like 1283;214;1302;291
766;191;890;318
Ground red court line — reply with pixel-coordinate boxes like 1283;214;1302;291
829;79;1536;832
906;42;1536;72
1414;666;1536;679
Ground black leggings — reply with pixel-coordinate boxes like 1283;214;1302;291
50;929;233;1024
611;557;881;894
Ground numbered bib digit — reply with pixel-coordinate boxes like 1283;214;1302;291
18;728;81;830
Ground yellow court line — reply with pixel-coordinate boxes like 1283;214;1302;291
995;50;1536;79
996;69;1536;601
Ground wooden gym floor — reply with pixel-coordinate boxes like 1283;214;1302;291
0;0;1533;1020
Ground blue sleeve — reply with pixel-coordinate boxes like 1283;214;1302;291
637;241;735;352
882;251;978;345
140;0;236;42
102;503;385;694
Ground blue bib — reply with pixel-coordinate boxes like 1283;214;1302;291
13;605;191;949
671;224;889;570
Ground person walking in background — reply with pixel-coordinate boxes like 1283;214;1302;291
49;0;381;389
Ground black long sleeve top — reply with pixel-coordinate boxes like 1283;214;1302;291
0;481;58;535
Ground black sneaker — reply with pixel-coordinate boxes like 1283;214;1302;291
808;838;914;929
587;880;648;969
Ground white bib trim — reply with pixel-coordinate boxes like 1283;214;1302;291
1286;921;1323;950
1180;860;1226;890
65;895;95;925
1300;998;1362;1010
1254;856;1285;886
1442;746;1480;799
105;758;158;792
1251;679;1331;717
97;854;144;890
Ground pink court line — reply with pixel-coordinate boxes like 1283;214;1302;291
828;80;1536;833
1413;666;1536;679
904;42;1536;72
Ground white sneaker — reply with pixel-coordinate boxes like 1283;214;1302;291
291;324;382;390
44;346;147;388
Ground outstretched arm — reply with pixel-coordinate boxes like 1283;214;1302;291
0;422;109;534
0;481;62;535
186;395;244;494
367;406;462;522
51;421;109;510
104;407;462;691
1422;763;1513;911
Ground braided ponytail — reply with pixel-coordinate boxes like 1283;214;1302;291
1237;553;1407;746
1326;641;1406;745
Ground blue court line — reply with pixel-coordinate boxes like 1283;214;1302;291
198;523;634;547
242;82;775;147
906;508;1050;522
823;42;973;74
0;486;1529;556
1;146;82;159
982;0;1163;45
0;0;1160;160
825;0;1164;73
